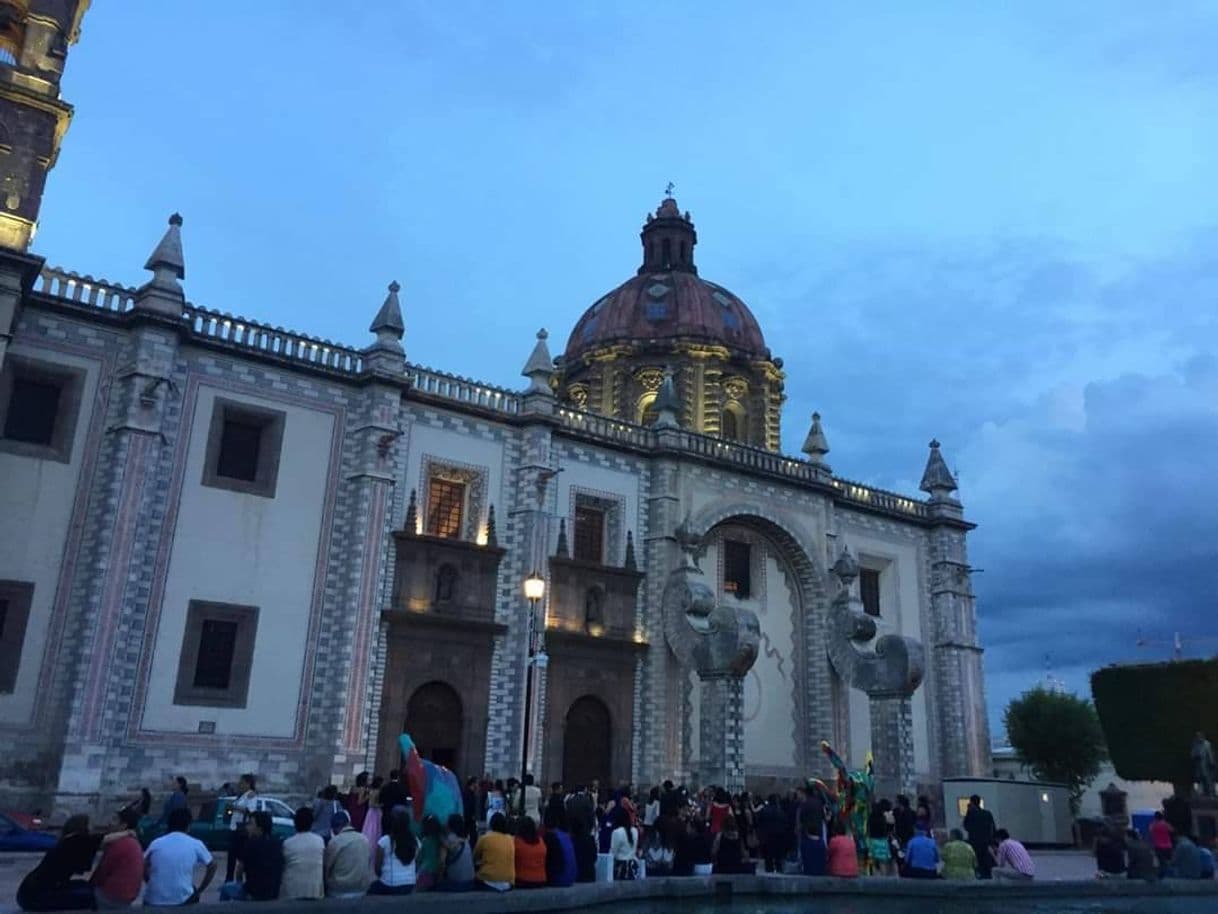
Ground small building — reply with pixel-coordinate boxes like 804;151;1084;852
942;776;1073;847
992;746;1173;821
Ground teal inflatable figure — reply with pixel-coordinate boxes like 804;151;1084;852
818;740;875;863
398;733;464;832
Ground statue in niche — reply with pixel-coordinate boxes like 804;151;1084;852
434;563;458;605
584;586;605;636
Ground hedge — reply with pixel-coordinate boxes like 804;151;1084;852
1090;659;1218;784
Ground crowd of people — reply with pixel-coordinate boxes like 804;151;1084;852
14;770;1217;908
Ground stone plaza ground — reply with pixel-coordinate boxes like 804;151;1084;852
0;849;1162;913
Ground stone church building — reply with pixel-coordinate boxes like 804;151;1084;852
0;3;990;813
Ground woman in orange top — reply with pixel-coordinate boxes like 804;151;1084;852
513;817;548;888
826;820;860;878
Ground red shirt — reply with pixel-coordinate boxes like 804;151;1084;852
709;802;731;834
91;834;143;904
1148;819;1173;851
513;837;547;885
826;835;859;877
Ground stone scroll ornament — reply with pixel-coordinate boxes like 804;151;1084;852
398;733;464;831
825;546;925;697
661;518;760;677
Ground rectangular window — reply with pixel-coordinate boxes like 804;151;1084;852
860;568;881;617
723;539;751;599
174;600;259;708
426;477;465;539
572;506;605;563
0;357;85;463
201;398;286;498
0;581;34;694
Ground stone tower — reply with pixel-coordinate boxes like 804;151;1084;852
0;1;89;251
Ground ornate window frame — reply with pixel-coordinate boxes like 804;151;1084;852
420;455;488;543
569;487;626;567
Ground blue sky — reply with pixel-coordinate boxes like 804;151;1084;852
38;2;1218;736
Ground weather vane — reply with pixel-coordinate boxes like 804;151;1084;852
665;181;675;197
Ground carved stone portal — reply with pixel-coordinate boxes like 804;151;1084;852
662;519;759;790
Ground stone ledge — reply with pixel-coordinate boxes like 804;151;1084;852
174;874;1218;914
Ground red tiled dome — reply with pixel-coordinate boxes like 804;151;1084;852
563;197;769;361
564;271;768;361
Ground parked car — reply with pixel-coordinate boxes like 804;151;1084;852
138;796;297;850
0;811;57;852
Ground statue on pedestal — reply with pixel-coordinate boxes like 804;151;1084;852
1192;731;1215;798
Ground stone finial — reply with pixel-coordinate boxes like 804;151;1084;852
555;517;569;558
521;328;554;395
485;504;498;548
135;212;186;316
653;367;681;428
919;439;959;497
801;411;830;467
624;530;637;571
404;488;418;533
368;281;405;353
831;544;859;584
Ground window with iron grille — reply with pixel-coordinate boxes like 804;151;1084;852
860;568;882;617
723;539;751;599
174;600;259;708
201;398;286;498
0;581;34;694
426;477;465;539
573;506;605;563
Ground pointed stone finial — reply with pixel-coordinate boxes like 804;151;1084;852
135;212;186;316
368;281;405;351
653;367;681;429
404;488;418;533
555;517;569;558
623;530;637;571
485;504;498;548
919;439;958;497
801;411;830;467
521;328;554;394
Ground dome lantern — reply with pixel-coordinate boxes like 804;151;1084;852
639;194;697;275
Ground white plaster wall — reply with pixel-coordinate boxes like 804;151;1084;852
142;385;335;737
839;525;930;775
402;420;506;540
0;347;99;724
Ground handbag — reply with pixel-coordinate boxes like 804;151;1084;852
614;858;640;881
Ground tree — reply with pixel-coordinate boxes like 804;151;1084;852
1004;686;1108;814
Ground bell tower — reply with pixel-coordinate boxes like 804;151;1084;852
0;0;89;251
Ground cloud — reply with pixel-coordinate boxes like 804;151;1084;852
741;227;1218;731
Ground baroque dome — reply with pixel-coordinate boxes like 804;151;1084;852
562;197;770;363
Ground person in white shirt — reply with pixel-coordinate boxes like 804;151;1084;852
609;807;639;881
280;807;324;900
225;773;258;883
143;808;216;906
369;811;417;895
521;774;543;825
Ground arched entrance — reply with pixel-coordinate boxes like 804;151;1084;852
405;681;463;772
562;695;611;789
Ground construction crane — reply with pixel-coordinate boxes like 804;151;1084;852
1134;631;1218;661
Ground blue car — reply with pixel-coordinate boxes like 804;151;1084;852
0;811;57;852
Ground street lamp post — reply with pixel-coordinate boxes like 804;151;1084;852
520;569;545;808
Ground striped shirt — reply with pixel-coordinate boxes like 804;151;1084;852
995;838;1035;877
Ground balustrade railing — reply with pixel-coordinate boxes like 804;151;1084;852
406;364;520;414
37;267;136;312
182;303;365;373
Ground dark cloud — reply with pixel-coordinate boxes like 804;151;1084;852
743;229;1218;730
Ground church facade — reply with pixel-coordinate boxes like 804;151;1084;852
0;3;991;814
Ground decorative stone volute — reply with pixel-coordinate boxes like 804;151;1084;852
826;544;925;697
135;213;186;317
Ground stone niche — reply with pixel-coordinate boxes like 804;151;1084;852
388;530;505;622
546;555;643;639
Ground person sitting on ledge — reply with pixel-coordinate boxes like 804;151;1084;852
991;829;1035;881
799;816;826;877
543;808;577;887
323;810;370;898
219;810;283;901
143;808;217;908
902;828;940;879
514;816;548;888
368;809;415;896
439;815;475;892
1123;829;1157;882
940;828;976;880
711;814;750;875
91;807;145;908
17;814;100;912
825;820;859;878
1093;825;1126;879
1168;833;1203;880
473;812;514;892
